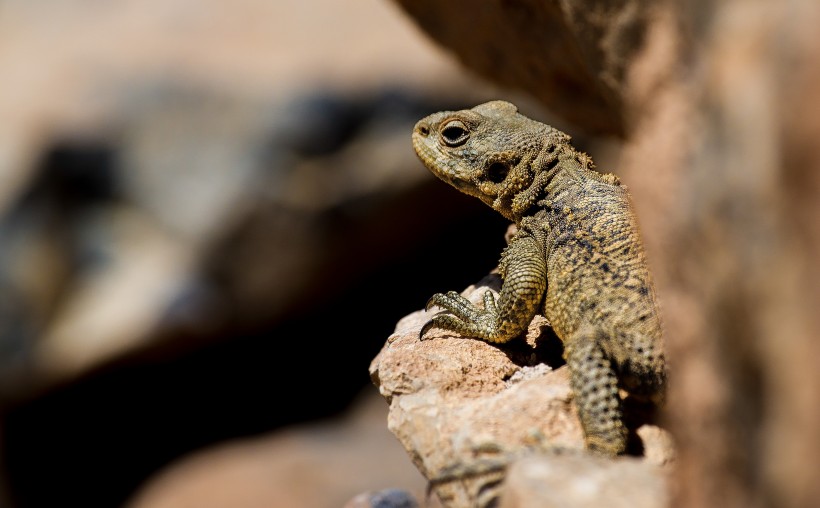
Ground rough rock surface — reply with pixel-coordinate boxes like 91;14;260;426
370;271;674;507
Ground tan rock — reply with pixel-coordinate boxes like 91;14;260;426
370;276;674;507
500;454;668;508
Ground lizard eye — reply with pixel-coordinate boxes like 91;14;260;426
440;120;469;147
487;162;509;183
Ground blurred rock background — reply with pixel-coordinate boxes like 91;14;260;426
3;0;820;507
0;1;528;506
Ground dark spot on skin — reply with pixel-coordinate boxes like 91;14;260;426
601;262;610;273
578;238;595;253
545;157;559;170
638;285;649;296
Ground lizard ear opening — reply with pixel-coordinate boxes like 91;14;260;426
487;162;509;183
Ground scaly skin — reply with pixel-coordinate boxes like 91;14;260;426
413;100;666;456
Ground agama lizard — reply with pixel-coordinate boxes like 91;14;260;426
413;100;666;456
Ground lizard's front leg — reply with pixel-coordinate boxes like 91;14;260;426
421;235;547;344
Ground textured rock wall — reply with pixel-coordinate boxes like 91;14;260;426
658;2;820;507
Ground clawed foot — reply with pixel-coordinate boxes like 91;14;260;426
419;290;499;341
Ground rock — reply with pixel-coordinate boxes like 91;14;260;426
370;275;675;507
500;454;668;508
343;488;424;508
392;0;653;136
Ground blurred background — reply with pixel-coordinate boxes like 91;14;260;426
0;1;548;506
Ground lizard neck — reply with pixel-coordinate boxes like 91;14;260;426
543;146;595;194
508;143;593;223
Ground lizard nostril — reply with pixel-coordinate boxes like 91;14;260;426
416;122;430;137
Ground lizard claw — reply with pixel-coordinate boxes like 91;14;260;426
425;293;443;311
419;319;437;340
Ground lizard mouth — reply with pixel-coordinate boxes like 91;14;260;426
412;130;441;174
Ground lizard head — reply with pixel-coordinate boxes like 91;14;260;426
412;100;565;221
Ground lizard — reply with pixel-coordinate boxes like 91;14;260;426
413;100;666;457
